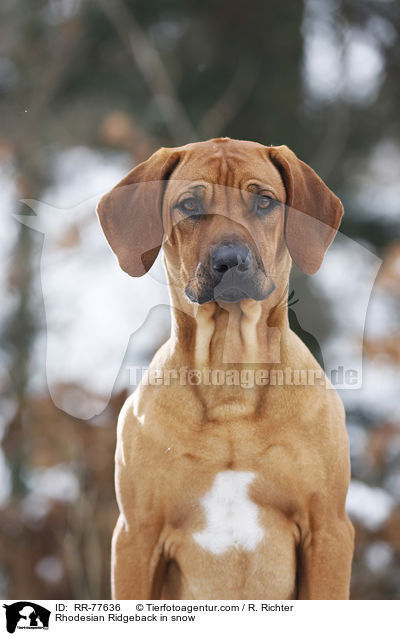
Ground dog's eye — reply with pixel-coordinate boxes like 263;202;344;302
257;194;274;210
254;193;280;216
177;197;202;216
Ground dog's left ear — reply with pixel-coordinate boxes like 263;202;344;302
269;145;344;274
97;147;181;276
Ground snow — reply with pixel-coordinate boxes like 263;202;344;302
0;450;11;506
343;29;384;104
303;0;384;104
301;232;382;391
346;479;395;531
364;541;394;573
341;360;400;421
25;464;79;502
0;159;19;324
21;493;50;523
352;140;400;220
35;555;64;584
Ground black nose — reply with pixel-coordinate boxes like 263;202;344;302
211;243;251;279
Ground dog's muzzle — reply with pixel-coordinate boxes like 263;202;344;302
185;241;274;304
211;242;253;302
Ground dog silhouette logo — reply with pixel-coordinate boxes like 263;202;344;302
2;602;50;633
16;191;381;418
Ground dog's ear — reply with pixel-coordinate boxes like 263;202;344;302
97;147;181;276
268;145;343;274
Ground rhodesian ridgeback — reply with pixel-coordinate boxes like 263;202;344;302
97;137;354;600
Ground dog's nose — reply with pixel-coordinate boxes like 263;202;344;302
211;243;251;278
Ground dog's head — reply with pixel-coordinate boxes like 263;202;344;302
97;138;343;304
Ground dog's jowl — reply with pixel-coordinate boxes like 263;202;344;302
97;137;354;600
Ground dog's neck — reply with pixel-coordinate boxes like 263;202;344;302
167;282;290;370
164;267;292;420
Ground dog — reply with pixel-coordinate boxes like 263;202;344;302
97;137;354;600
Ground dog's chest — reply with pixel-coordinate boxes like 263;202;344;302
192;470;264;554
162;460;298;598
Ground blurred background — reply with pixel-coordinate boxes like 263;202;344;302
1;0;400;600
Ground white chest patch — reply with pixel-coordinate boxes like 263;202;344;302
193;470;264;555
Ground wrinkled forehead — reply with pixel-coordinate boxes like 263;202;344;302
166;141;286;200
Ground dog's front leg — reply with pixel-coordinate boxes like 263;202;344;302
297;505;354;599
111;398;167;600
111;512;166;600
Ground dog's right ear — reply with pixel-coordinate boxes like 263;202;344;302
97;147;181;276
